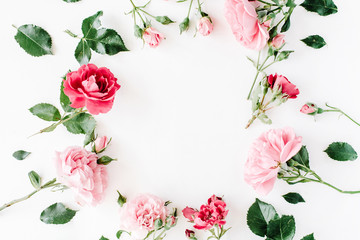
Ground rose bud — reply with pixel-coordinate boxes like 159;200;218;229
185;229;196;239
271;34;285;49
182;207;197;222
143;27;165;48
300;103;322;115
268;73;299;99
197;16;213;36
94;136;110;153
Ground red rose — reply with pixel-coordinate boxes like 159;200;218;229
267;73;299;99
63;64;120;115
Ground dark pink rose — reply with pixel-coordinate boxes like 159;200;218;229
185;229;196;238
63;64;120;115
183;206;197;221
267;73;299;99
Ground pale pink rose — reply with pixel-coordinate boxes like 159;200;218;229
244;127;302;195
271;34;285;49
300;104;316;114
55;146;107;206
119;194;169;239
94;136;108;153
225;0;269;50
197;17;214;36
143;27;164;48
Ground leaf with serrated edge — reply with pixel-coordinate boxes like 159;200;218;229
247;199;279;237
75;39;91;65
282;192;305;204
86;28;128;55
301;233;315;240
40;203;76;224
291;146;310;170
266;215;296;240
60;81;75;112
14;24;52;57
29;103;61;121
301;35;326;49
82;11;103;37
62;113;96;135
324;142;358;161
300;0;337;16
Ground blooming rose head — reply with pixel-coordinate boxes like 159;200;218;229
225;0;269;50
183;206;197;221
271;34;285;49
185;229;196;239
244;127;302;195
197;17;214;36
267;73;299;99
119;194;169;239
94;136;109;153
63;64;120;115
300;103;320;115
55;146;107;206
143;27;164;48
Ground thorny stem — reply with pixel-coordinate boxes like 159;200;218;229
0;178;58;212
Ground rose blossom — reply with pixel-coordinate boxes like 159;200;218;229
197;17;214;36
55;146;107;206
119;194;169;239
244;127;302;195
183;206;197;221
300;103;316;114
225;0;269;50
271;34;285;49
268;73;299;99
143;27;164;48
63;64;120;115
94;136;109;153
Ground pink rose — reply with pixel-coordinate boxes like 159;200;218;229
244;127;302;195
197;17;214;36
143;27;164;48
268;73;299;99
225;0;269;50
300;104;316;114
55;146;107;206
271;34;285;49
63;64;120;115
119;194;169;239
94;136;109;153
183;207;197;221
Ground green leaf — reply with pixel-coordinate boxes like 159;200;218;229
266;215;296;240
324;142;358;161
29;103;61;121
301;35;326;49
28;171;41;189
286;0;296;8
60;81;75;112
97;155;116;165
62;112;96;135
12;150;31;160
82;11;103;38
179;17;190;34
117;190;127;207
154;219;163;230
134;25;144;38
258;113;272;124
75;39;91;65
281;17;291;33
99;236;109;240
84;130;95;146
116;230;129;239
14;24;52;57
277;51;294;61
40;203;76;224
291;146;310;170
155;16;175;25
282;192;305;204
301;233;315;240
247;199;279;237
86;28;128;55
63;0;81;2
300;0;337;16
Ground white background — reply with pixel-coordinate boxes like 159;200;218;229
0;0;359;239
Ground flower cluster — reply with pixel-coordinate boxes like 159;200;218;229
183;195;230;239
246;73;299;128
118;194;178;240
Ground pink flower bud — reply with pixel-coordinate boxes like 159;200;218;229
197;17;214;36
185;229;196;238
143;27;164;48
300;103;318;115
94;136;109;153
271;34;285;49
182;207;197;222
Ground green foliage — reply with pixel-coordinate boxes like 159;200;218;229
282;192;305;204
62;113;96;134
28;171;41;189
325;142;358;161
300;0;337;16
40;203;76;224
301;35;327;49
12;150;31;160
266;215;296;240
29;103;61;121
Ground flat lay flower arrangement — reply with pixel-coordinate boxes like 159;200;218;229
2;0;360;239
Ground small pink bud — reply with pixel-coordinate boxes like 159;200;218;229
271;34;285;49
143;27;164;48
185;229;196;238
94;136;109;153
300;103;318;115
197;17;214;36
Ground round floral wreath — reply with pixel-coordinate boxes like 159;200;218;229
4;0;359;240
